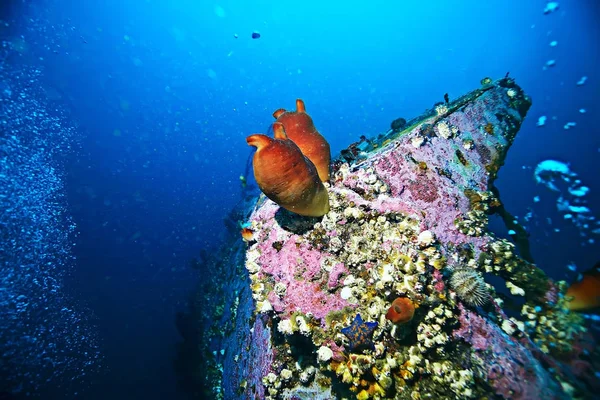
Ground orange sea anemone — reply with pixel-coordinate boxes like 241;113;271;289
385;297;415;324
246;122;329;217
272;99;331;182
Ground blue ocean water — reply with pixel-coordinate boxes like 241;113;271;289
0;0;598;399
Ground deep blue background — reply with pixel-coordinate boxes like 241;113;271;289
4;0;599;398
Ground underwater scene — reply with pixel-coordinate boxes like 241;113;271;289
1;0;599;399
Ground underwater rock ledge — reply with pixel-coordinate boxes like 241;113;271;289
186;78;598;400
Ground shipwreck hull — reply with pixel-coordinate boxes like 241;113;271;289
182;79;599;400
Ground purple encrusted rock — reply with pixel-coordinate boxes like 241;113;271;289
202;79;599;400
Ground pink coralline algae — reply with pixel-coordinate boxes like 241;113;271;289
228;314;274;399
327;262;348;289
368;105;501;247
453;304;565;399
257;232;350;321
432;268;446;293
406;176;439;203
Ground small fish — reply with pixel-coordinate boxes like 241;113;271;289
543;2;559;14
241;228;254;242
536;115;547;127
234;33;238;39
251;31;261;39
566;262;600;311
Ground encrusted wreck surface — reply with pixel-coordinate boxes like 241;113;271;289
186;78;599;400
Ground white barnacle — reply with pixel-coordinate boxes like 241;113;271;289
277;319;294;335
417;230;435;247
506;281;525;296
317;346;333;362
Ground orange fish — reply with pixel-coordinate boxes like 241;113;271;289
566;262;600;311
241;228;254;242
273;99;331;182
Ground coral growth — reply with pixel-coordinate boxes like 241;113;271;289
194;78;597;400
